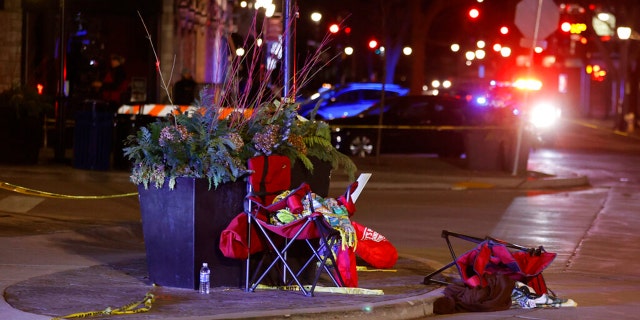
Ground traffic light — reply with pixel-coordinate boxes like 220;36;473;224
586;64;606;81
560;21;586;34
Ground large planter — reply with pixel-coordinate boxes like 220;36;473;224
290;157;332;197
137;178;246;289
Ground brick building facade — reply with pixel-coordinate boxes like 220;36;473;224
0;0;23;92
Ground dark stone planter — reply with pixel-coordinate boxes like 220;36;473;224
137;178;246;289
290;157;332;197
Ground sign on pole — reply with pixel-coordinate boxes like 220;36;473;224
515;0;559;46
512;0;560;174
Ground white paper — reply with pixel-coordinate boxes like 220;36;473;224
350;173;372;203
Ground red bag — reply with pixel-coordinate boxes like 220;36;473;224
336;246;358;287
353;221;398;269
219;213;264;259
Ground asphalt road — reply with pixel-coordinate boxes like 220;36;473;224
1;117;639;319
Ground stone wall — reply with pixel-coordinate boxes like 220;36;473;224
0;0;22;92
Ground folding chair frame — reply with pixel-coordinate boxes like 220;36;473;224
244;186;345;297
424;230;534;286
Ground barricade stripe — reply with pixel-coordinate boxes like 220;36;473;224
0;181;138;199
148;104;166;116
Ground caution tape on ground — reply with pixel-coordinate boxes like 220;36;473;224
0;181;138;199
51;292;154;319
255;284;384;295
356;266;397;272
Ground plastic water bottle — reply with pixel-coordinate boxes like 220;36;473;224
199;262;210;294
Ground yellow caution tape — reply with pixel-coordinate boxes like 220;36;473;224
255;284;384;295
356;266;397;272
0;181;138;199
51;292;154;319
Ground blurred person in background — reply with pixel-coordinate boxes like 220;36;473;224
92;54;128;110
173;68;197;105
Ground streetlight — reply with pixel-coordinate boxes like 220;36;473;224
344;46;353;55
328;23;340;34
617;26;632;131
617;26;631;39
465;51;475;61
310;12;322;23
500;46;511;57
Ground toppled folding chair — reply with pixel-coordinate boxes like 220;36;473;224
423;230;556;295
244;182;346;296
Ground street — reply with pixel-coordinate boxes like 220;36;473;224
342;118;640;319
1;117;639;319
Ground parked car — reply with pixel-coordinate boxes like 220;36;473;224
328;95;469;157
297;83;409;120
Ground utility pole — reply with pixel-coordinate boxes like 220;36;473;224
283;0;294;100
54;0;67;162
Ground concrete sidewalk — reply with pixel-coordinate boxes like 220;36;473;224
0;154;590;320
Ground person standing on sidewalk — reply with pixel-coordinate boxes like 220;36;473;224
92;54;129;111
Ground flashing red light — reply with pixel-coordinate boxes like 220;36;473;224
329;23;339;34
344;27;351;35
368;39;378;49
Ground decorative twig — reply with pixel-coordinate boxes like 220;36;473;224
137;11;176;111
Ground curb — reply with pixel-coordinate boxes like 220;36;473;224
518;175;590;189
207;289;443;320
